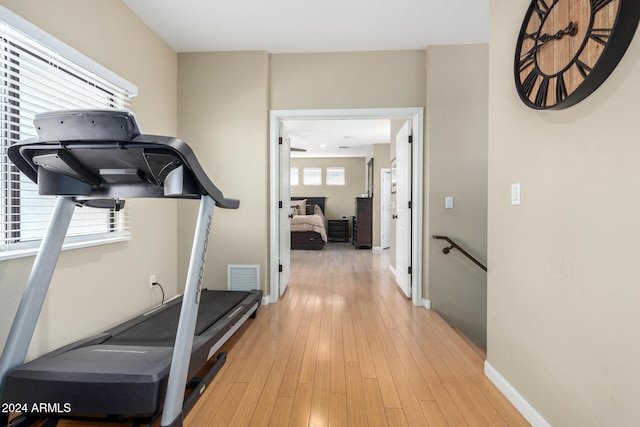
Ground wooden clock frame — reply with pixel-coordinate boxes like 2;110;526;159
515;0;640;110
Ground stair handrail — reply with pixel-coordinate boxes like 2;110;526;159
433;235;487;272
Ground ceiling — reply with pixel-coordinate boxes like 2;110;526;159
122;0;489;157
123;0;488;54
285;119;391;158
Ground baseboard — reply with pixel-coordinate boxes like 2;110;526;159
388;264;396;276
484;361;551;427
422;298;431;309
372;246;383;252
262;296;270;306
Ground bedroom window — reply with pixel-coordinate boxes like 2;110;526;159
303;167;322;186
326;167;345;186
290;167;299;186
0;10;137;260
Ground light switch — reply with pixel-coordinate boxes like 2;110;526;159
445;196;454;209
511;183;521;205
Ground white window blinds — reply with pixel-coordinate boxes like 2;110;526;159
326;167;345;186
303;167;322;186
0;15;136;259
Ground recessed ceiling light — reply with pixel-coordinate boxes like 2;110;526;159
320;144;326;148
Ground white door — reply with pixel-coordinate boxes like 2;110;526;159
395;121;412;298
279;124;291;296
381;169;392;249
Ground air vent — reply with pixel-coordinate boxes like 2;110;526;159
227;265;260;291
338;146;349;149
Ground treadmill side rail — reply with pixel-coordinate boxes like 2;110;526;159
0;197;76;391
160;195;215;427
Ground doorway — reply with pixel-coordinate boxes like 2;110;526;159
269;107;424;307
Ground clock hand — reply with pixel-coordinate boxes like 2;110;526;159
520;22;578;61
538;21;578;45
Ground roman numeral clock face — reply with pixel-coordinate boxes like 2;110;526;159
515;0;640;109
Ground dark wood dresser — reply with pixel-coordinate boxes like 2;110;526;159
352;197;373;249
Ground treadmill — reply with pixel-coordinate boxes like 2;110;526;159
0;110;262;427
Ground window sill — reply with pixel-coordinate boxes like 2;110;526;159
0;231;131;261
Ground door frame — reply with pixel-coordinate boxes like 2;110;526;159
269;107;424;307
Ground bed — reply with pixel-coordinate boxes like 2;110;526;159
290;196;327;250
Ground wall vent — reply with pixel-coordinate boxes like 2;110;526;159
227;264;260;291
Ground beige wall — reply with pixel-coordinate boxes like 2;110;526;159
177;51;269;292
270;51;426;110
290;157;366;221
0;0;178;359
489;1;640;425
426;44;488;348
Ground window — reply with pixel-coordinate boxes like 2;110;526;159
290;167;299;186
303;167;322;186
326;167;345;186
0;12;137;260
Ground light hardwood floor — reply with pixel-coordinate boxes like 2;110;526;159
184;243;529;427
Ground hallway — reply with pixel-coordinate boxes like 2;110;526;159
186;244;528;426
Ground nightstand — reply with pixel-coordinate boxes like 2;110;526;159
327;219;349;242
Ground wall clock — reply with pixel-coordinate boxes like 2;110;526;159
515;0;640;109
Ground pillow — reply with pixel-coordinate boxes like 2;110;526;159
290;206;298;216
290;199;306;215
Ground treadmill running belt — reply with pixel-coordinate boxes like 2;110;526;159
106;290;250;347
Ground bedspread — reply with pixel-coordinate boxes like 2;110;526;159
291;213;327;242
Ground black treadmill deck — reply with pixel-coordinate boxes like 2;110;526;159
107;290;249;347
0;289;261;418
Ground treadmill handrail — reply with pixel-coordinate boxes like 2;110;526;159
7;110;239;209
